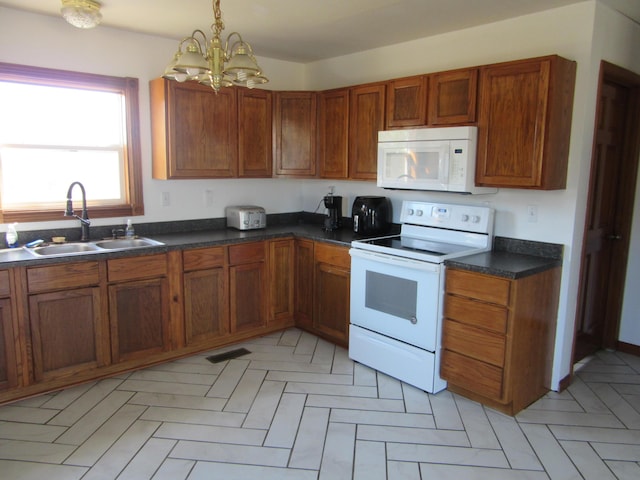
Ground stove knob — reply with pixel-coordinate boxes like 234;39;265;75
416;210;423;216
407;208;414;216
471;215;480;223
461;214;469;222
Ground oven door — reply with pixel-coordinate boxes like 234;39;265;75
349;248;443;352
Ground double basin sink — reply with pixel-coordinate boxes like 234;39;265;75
25;237;165;258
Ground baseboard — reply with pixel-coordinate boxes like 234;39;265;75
616;341;640;356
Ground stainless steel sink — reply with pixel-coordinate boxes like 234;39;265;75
25;237;164;258
29;243;104;256
94;238;164;250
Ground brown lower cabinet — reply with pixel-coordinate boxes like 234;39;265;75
302;241;351;347
107;254;171;363
183;246;229;347
0;270;18;391
229;242;268;333
0;236;343;405
25;262;109;383
440;267;561;415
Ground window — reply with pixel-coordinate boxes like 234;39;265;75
0;63;144;223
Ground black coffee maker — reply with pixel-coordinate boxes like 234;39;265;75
323;194;342;231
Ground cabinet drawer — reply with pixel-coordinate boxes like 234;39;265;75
27;262;100;293
443;319;506;367
108;254;167;282
228;242;265;265
0;270;9;297
444;294;508;333
446;269;511;305
183;246;226;271
315;242;350;269
441;349;504;400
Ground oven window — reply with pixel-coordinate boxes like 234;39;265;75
365;271;417;320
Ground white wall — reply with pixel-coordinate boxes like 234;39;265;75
1;1;639;387
302;0;640;387
0;6;307;230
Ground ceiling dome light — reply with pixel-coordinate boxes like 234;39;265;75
61;0;103;29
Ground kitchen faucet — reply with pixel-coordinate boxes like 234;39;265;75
64;181;91;241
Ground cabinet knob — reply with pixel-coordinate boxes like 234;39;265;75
173;294;179;302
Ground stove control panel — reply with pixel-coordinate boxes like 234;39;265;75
400;201;494;234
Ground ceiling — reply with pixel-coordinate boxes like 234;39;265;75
1;0;639;62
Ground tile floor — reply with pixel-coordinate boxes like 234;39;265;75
0;328;639;479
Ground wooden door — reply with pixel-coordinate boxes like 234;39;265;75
317;88;349;179
229;242;267;333
154;79;238;178
273;91;317;177
349;83;385;180
575;62;640;362
0;298;18;391
428;68;478;125
109;278;170;362
269;239;294;325
29;288;107;381
238;88;272;177
386;75;428;128
184;268;228;345
294;239;314;328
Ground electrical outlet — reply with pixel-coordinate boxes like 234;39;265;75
204;189;214;207
161;191;171;207
527;205;538;223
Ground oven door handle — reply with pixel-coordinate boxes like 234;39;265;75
349;248;441;273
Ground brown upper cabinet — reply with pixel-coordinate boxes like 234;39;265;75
428;68;478;125
150;78;238;179
273;91;317;177
386;75;428;128
475;55;576;189
317;88;350;179
349;83;386;180
238;88;273;178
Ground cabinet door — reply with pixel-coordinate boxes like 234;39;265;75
314;243;350;345
269;238;294;325
230;262;267;333
184;268;229;346
428;68;477;125
294;239;314;329
386;75;428;128
475;56;575;189
349;83;386;180
273;91;317;177
229;242;267;333
0;298;18;391
317;88;349;179
29;287;107;382
151;78;238;179
109;278;170;363
238;88;273;177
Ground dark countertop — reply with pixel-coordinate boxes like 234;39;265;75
0;223;358;268
0;218;563;280
445;250;562;279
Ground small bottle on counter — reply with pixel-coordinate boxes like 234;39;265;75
5;222;18;248
125;219;135;238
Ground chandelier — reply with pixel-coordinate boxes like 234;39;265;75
60;0;102;29
163;0;268;92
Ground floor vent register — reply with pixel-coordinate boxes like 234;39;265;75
206;348;251;364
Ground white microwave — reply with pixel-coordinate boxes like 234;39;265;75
377;126;497;194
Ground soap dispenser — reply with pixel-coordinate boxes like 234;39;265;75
5;222;18;248
125;219;135;238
